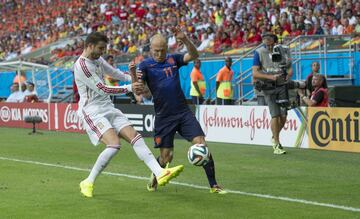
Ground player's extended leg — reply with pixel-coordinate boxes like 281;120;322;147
80;128;121;198
147;147;174;191
192;136;227;194
146;148;173;192
119;126;183;187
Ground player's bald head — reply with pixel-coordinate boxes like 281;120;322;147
150;34;167;48
150;34;168;62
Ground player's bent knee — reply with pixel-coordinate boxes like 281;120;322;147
101;136;120;146
101;128;121;145
119;126;139;143
106;144;121;150
130;133;143;146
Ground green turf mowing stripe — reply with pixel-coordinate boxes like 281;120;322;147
1;156;359;213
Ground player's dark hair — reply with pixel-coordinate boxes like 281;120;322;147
85;32;108;47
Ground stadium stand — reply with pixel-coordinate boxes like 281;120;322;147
0;0;359;104
2;0;360;63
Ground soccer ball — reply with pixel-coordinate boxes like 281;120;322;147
187;144;210;166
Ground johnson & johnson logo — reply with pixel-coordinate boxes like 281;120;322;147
202;107;298;140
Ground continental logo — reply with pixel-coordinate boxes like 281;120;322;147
309;108;360;153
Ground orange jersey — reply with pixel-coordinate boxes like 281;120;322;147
216;66;233;82
190;67;204;82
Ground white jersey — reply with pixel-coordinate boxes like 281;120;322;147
24;90;37;96
6;91;25;103
74;56;132;113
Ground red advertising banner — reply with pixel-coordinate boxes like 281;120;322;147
0;102;49;130
50;103;85;133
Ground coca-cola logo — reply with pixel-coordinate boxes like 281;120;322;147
64;104;83;130
0;106;11;122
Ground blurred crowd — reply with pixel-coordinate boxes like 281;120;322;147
1;0;360;62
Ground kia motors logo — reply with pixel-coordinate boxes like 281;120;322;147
0;106;11;122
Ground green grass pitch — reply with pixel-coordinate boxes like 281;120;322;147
0;127;359;218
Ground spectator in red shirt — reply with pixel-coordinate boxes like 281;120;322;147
221;32;232;48
304;22;315;35
290;22;303;36
130;1;141;13
104;5;115;22
247;27;262;44
231;32;244;48
135;5;147;19
118;6;129;21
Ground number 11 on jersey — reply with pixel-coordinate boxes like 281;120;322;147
163;67;173;77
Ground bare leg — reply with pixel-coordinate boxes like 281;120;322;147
271;117;281;145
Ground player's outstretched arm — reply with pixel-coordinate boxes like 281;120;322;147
101;57;131;82
75;58;131;95
171;26;199;63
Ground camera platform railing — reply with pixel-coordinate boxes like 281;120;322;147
24;116;43;135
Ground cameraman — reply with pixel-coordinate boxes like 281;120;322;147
252;32;293;155
298;74;329;107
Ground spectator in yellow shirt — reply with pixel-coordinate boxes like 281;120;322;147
127;41;137;54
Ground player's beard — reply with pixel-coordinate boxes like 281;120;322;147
91;52;101;60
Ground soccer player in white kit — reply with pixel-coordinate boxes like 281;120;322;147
74;32;184;198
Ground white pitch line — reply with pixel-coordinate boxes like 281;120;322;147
0;156;359;213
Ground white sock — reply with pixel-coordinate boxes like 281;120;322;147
86;145;120;183
131;134;163;177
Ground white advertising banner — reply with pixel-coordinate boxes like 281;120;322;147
196;105;308;148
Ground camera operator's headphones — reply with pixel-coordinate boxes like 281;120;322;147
262;32;278;43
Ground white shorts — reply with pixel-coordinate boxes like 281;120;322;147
79;106;132;146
